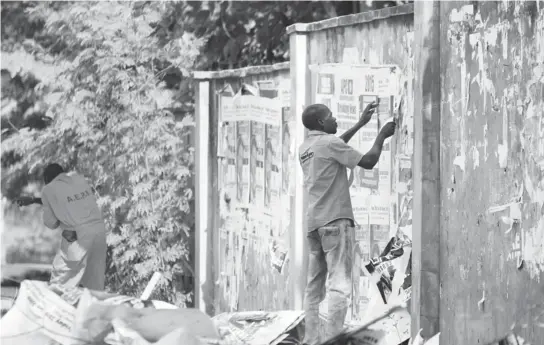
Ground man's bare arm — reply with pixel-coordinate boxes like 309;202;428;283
340;101;378;143
339;122;364;143
357;132;387;169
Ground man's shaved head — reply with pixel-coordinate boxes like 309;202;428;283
301;104;337;134
43;163;64;185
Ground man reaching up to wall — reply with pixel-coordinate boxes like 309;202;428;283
298;102;396;344
15;163;108;290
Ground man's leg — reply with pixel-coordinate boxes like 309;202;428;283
49;232;89;288
318;218;354;340
303;230;327;345
80;223;107;290
80;230;107;290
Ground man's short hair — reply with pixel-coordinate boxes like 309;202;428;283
43;163;64;184
301;104;330;130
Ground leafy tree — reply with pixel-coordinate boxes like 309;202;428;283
2;1;201;305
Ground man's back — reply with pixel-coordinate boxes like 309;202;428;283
299;130;363;231
42;172;103;230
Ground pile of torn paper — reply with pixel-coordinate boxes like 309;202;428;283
213;310;305;345
0;280;220;345
0;280;306;345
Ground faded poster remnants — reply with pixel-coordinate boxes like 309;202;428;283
249;121;265;208
264;124;281;210
236;120;250;205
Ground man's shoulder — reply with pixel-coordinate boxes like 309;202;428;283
300;133;336;148
302;134;340;153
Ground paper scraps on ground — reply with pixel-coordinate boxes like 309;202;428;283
212;310;305;345
0;280;221;345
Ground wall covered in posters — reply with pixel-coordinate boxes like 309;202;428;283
212;69;294;313
195;7;415;341
310;63;413;342
298;8;415;342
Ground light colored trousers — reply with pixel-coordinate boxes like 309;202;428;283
49;222;107;290
304;218;354;345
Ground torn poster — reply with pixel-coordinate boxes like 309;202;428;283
358;96;381;191
236;120;250;205
376;95;394;130
221;95;238;123
315;71;336;109
270;240;289;274
282;107;292;195
397;155;412;195
264;123;281;210
225;122;237;202
278;78;291;108
365;235;411;305
378;143;392;196
249;121;265;208
353;227;372;321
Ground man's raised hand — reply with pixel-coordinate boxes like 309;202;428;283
380;121;396;138
358;101;378;126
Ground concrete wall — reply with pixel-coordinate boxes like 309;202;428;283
439;1;544;344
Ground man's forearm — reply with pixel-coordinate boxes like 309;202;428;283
358;133;387;169
339;122;365;143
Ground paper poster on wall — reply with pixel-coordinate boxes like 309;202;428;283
270;239;289;274
225;122;237;200
359;166;379;191
244;95;282;126
264;124;281;210
370;198;390;226
236;121;250;205
370;198;390;258
358;95;380;190
352;217;371;321
257;80;278;100
282;107;291;195
397;155;412;194
378;143;392;195
278;79;291;108
249;121;265;208
375;68;395;97
315;71;335;109
221;95;238;122
377;95;394;129
218;95;234;157
334;69;359;136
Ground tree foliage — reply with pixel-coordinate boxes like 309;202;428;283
2;1;200;305
162;0;411;70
